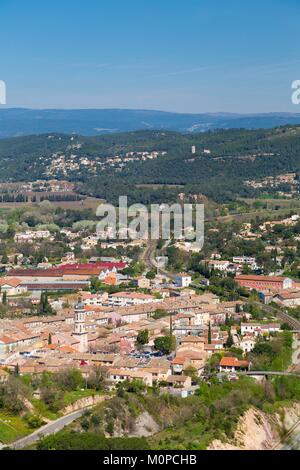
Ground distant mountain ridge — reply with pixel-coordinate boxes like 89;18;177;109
1;108;300;137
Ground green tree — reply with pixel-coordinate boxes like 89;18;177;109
146;270;156;280
208;321;212;344
154;335;176;355
136;329;149;347
55;368;84;391
38;292;55;316
87;366;108;391
2;291;7;305
1;252;8;264
152;309;168;320
225;330;234;348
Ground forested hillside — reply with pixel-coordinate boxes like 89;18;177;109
1;126;300;204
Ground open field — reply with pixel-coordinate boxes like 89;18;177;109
211;207;300;224
240;198;300;209
0;197;105;211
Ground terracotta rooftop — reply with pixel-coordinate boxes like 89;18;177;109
236;274;290;282
220;357;250;367
0;277;23;287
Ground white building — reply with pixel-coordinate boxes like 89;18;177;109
81;292;109;307
174;273;192;288
108;292;158;308
0;278;27;296
241;323;281;337
232;256;257;268
207;260;231;272
14;230;52;243
239;337;256;353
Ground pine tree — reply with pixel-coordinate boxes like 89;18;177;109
1;252;8;264
226;329;234;348
38;292;54;316
2;291;7;305
208;321;212;344
48;333;52;345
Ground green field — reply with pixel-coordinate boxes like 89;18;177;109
0;412;32;444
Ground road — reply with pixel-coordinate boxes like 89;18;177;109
244;370;300;377
6;408;89;450
142;240;176;281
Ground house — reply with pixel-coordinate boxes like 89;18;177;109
273;290;300;308
179;335;205;351
108;292;158;308
241;323;280;336
174;312;195;327
14;230;52;243
165;375;192;388
239;337;256;353
171;356;187;375
174;273;192;288
81;292;109;306
107;368;153;387
219;357;251;373
0;278;27;296
0;332;41;355
232;256;256;266
133;277;151;289
207;260;231;272
259;290;277;305
171;351;206;376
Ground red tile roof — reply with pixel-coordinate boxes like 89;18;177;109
8;262;126;279
0;277;23;287
220;357;249;368
236;275;289;282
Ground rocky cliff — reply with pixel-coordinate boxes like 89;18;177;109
208;404;300;450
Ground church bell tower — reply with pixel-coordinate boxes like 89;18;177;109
73;299;88;353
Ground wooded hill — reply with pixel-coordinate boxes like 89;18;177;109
1;126;300;204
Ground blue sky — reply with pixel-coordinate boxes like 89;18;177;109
1;0;300;112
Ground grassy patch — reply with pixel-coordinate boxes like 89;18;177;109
31;399;61;421
63;389;97;406
0;411;31;444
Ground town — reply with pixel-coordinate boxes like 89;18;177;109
0;195;299;450
2;0;300;456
